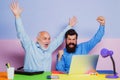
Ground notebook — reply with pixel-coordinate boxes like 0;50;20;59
68;55;99;75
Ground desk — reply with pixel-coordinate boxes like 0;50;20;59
0;72;51;80
52;74;120;80
0;72;120;80
51;71;120;80
0;72;7;80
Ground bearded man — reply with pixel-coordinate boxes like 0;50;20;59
56;16;105;73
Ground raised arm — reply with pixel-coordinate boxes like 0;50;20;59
10;1;32;50
56;50;66;72
49;16;77;52
81;16;105;53
57;50;64;61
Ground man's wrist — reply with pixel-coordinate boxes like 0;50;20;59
15;14;20;18
58;57;61;61
68;25;73;28
100;24;105;26
15;16;20;18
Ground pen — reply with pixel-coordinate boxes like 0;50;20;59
6;63;10;68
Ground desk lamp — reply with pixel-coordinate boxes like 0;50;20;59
100;48;119;78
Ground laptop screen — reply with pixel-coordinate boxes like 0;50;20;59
69;55;99;75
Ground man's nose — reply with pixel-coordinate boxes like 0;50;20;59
47;40;50;43
70;40;74;43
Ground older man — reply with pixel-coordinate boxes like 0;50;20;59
10;1;77;72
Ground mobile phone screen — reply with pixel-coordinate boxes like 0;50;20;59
47;75;59;79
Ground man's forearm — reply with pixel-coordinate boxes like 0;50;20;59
49;25;72;52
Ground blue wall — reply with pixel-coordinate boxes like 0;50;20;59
0;0;120;39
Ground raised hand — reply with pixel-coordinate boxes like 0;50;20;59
69;16;77;27
97;16;105;26
10;1;23;18
58;50;64;61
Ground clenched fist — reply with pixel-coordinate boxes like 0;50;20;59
97;16;105;26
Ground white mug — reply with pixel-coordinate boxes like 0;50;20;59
7;67;15;80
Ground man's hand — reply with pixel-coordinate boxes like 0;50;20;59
58;50;64;61
69;16;77;27
97;16;105;26
10;1;23;18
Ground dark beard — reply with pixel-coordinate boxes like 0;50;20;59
66;43;77;53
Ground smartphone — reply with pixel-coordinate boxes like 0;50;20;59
47;75;59;79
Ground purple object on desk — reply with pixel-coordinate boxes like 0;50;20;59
100;48;119;79
101;48;113;57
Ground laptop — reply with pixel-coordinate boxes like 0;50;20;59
68;55;99;75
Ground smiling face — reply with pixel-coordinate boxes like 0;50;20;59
65;29;78;53
37;31;51;49
65;35;77;53
66;35;77;48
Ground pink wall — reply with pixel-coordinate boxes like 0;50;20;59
0;40;24;71
0;39;120;75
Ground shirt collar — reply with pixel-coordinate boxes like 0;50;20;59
36;42;48;51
